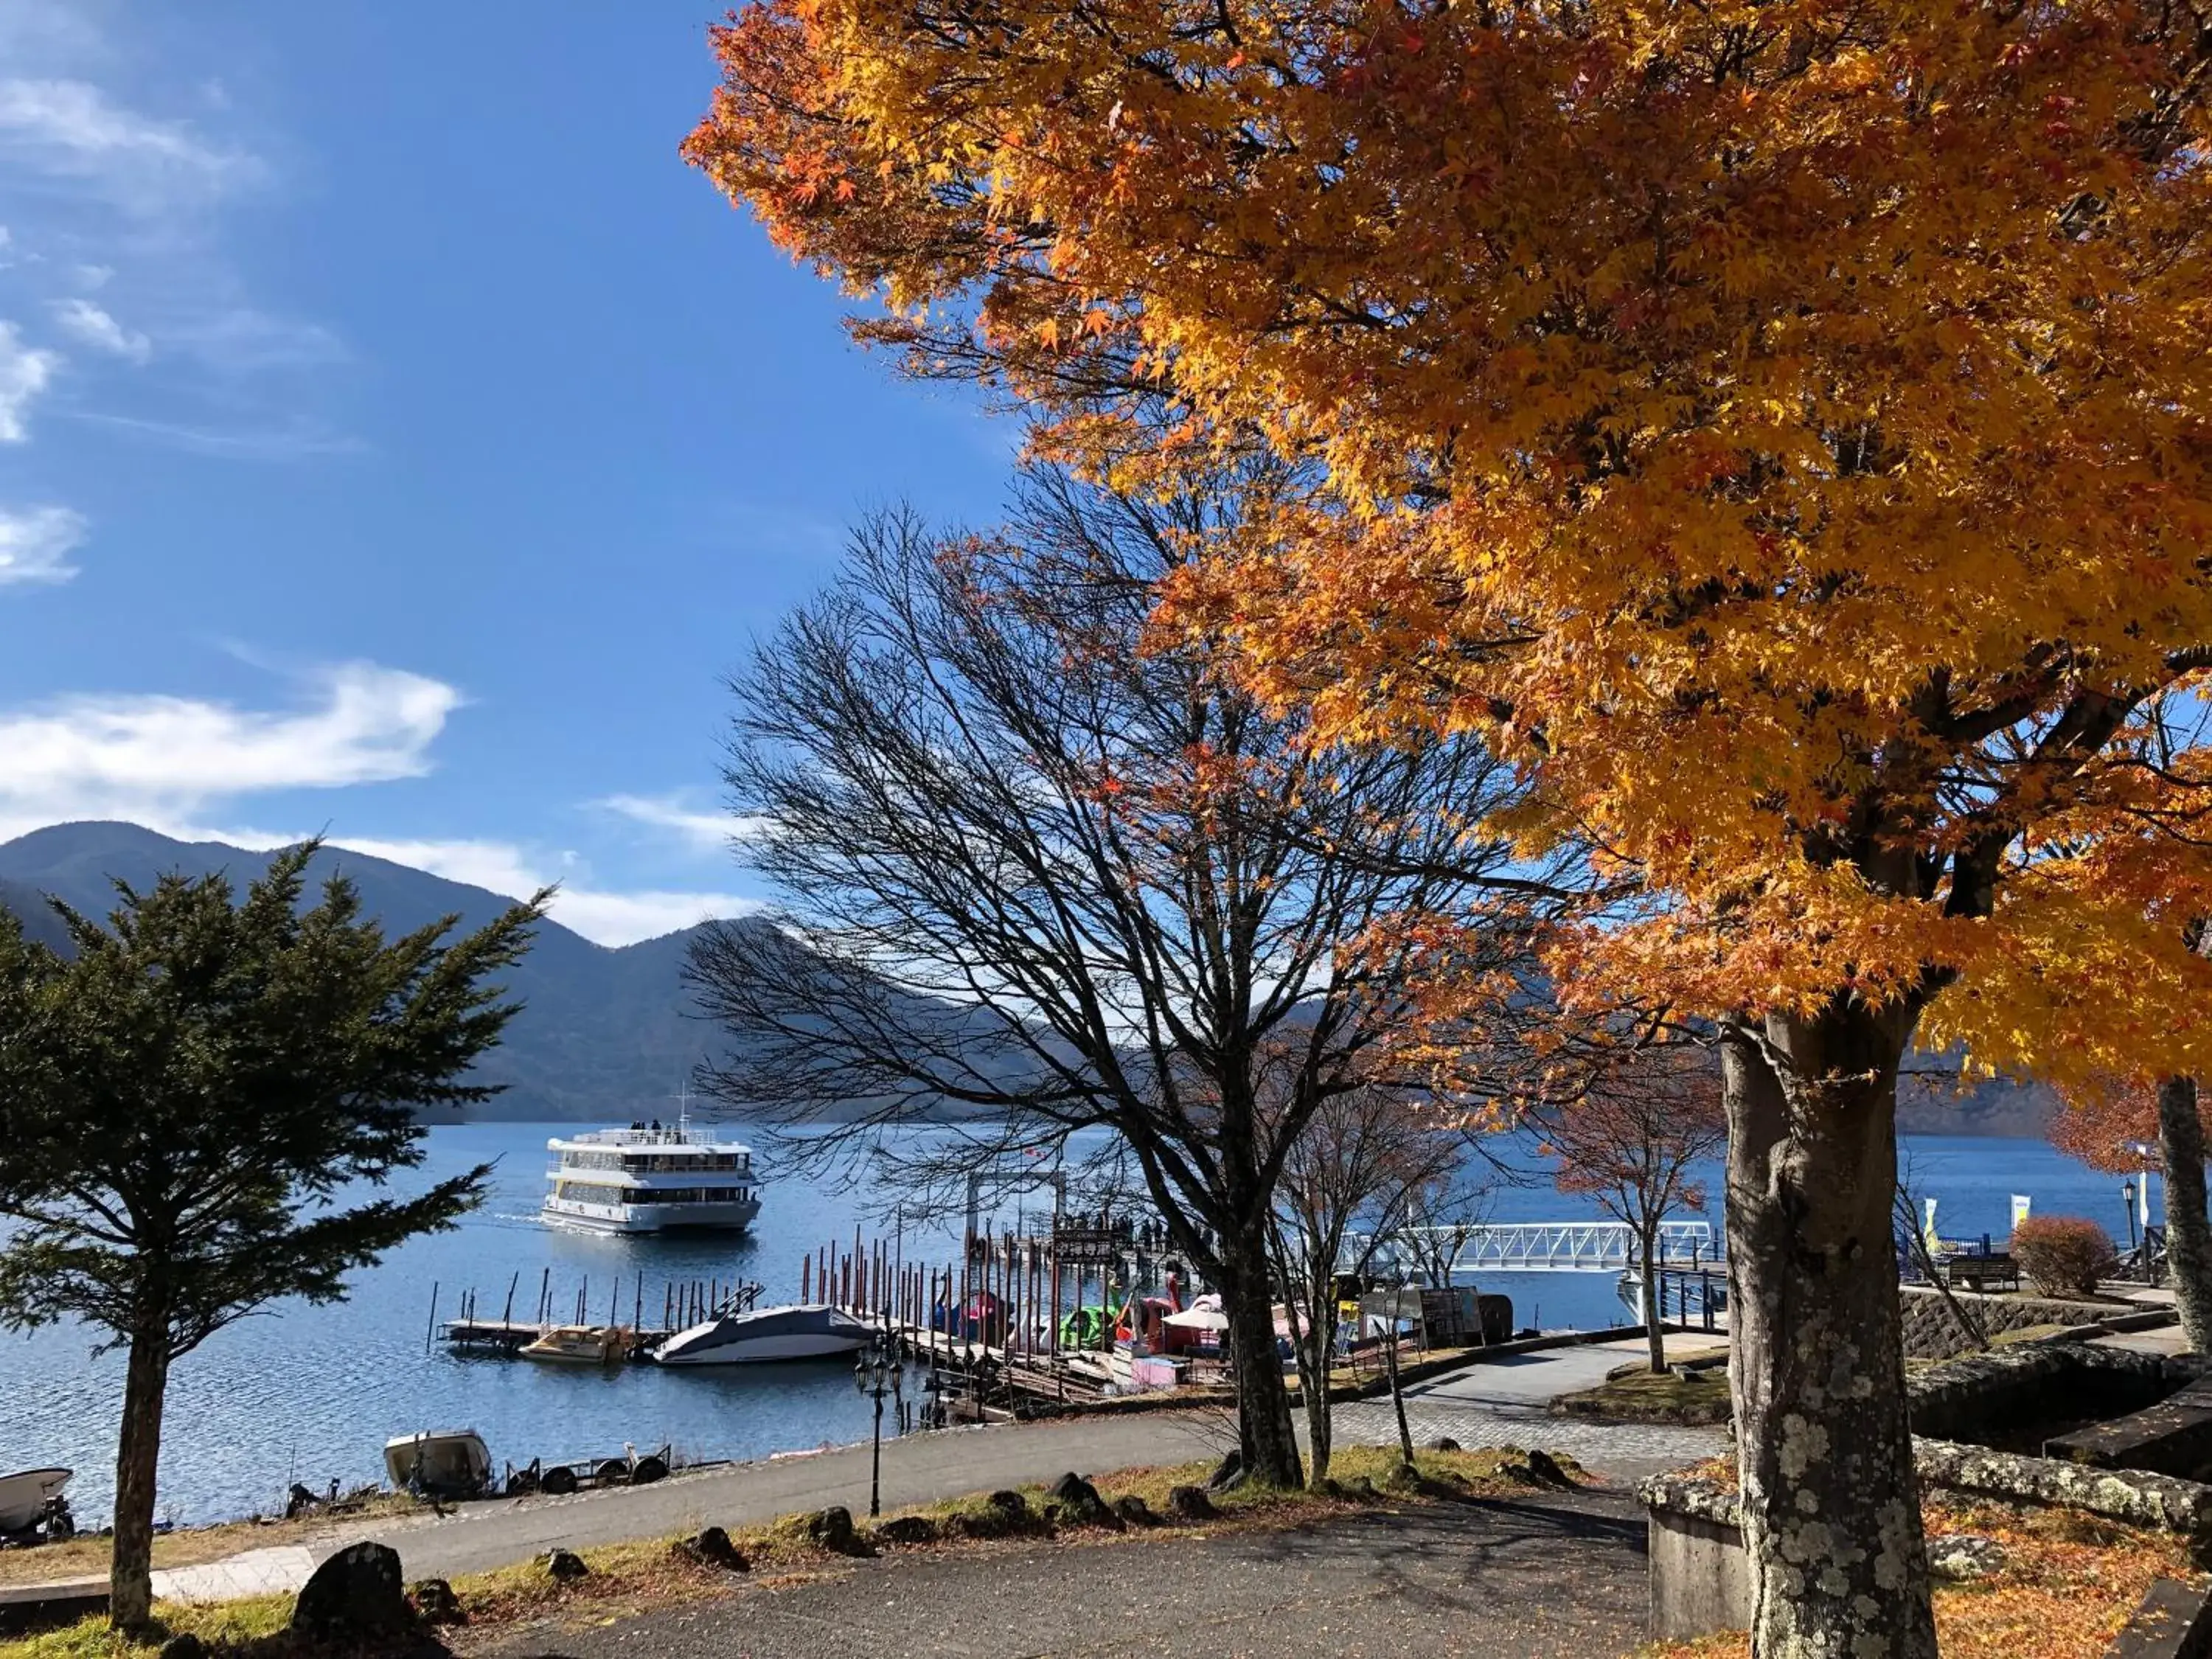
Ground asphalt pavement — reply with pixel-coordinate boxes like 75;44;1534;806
479;1487;1652;1659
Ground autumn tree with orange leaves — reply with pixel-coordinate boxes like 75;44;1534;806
2053;1070;2212;1351
686;5;2212;1652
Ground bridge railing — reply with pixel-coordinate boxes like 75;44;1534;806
1351;1219;1719;1275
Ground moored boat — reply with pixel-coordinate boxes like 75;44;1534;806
0;1468;73;1542
518;1324;630;1365
653;1303;873;1366
382;1431;493;1498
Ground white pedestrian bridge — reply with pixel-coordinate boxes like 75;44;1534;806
1360;1219;1719;1274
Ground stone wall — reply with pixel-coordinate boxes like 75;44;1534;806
1906;1340;2177;1444
1641;1478;1750;1642
1899;1284;2124;1361
1642;1451;2212;1643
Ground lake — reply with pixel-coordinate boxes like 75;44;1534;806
0;1123;2147;1526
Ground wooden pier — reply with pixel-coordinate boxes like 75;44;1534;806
425;1214;1204;1414
796;1217;1211;1413
427;1267;771;1359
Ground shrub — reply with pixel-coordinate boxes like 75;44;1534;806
2010;1216;2119;1298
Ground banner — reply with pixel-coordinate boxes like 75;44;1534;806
2011;1194;2031;1232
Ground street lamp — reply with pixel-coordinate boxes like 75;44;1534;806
854;1332;905;1518
2123;1180;2140;1257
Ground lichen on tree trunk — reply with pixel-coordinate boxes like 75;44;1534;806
2157;1076;2212;1354
1723;1009;1938;1659
109;1328;171;1631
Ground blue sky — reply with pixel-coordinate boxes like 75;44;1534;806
0;1;1014;944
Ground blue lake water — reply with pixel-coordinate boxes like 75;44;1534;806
0;1124;2147;1526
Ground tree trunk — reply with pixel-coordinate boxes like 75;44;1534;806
1219;1234;1302;1488
2157;1076;2212;1353
1277;1254;1334;1487
1723;1009;1938;1659
1641;1220;1668;1374
1301;1306;1334;1486
110;1327;173;1630
1384;1320;1415;1466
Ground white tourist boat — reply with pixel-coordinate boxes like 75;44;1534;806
542;1114;762;1236
653;1303;874;1366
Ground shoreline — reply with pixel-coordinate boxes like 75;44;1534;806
2;1336;1730;1604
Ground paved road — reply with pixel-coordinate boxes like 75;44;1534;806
145;1346;1722;1601
483;1488;1652;1659
1326;1342;1724;1481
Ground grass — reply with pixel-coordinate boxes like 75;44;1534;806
1;1594;297;1659
1552;1367;1733;1426
0;1446;1585;1659
0;1495;430;1590
1635;1496;2205;1659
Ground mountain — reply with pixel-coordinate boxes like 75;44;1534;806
0;821;720;1121
1897;1065;2060;1140
0;821;2065;1138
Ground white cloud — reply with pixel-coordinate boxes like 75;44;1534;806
221;830;759;948
0;662;459;839
548;887;759;947
0;78;260;204
598;792;769;854
51;295;146;361
164;307;343;375
0;502;85;584
0;319;62;440
68;411;363;462
0;652;749;947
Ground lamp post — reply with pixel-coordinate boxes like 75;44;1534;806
854;1332;905;1518
2124;1180;2140;1258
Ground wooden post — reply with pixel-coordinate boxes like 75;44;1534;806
802;1256;812;1303
539;1266;552;1326
425;1282;440;1354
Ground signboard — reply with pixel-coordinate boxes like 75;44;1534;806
2010;1194;2031;1232
1051;1224;1127;1266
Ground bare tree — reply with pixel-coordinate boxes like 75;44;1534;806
686;464;1542;1487
1394;1172;1497;1295
1536;1046;1727;1374
1268;1071;1467;1484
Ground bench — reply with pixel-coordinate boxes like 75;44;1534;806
1938;1253;2020;1293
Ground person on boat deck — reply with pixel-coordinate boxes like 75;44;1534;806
650;1119;662;1130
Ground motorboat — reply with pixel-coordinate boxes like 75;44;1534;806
518;1324;630;1365
0;1468;73;1541
653;1303;874;1366
543;1107;762;1235
383;1431;493;1499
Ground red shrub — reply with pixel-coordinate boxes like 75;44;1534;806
2009;1215;2119;1299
